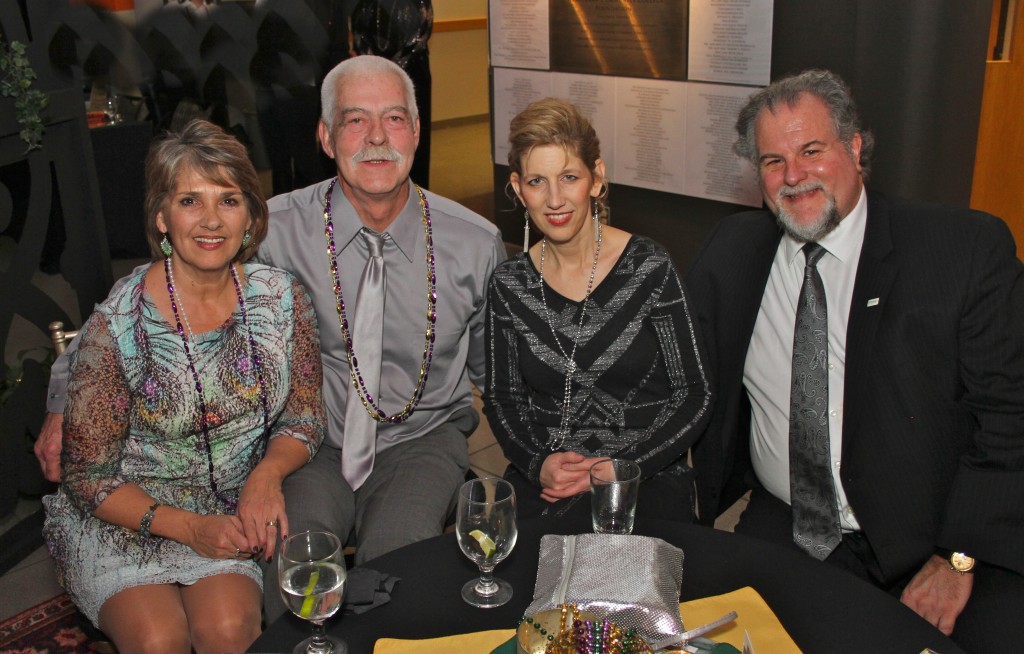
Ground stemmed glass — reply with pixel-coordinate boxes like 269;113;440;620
278;530;348;654
456;477;518;608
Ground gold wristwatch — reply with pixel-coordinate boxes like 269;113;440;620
943;550;976;575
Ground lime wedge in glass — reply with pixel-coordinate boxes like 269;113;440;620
468;529;496;559
299;568;320;618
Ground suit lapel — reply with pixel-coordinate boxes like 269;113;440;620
843;191;897;455
720;218;780;460
735;219;783;351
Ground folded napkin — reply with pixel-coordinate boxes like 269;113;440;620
373;586;799;653
344;568;400;615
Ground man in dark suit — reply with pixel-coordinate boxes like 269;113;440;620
687;69;1024;652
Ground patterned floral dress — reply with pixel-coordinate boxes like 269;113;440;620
43;263;325;626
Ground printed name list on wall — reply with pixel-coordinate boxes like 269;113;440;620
489;0;773;208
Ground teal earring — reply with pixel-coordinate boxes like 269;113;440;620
242;230;252;247
160;233;173;257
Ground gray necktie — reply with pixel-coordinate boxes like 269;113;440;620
789;243;842;560
342;230;386;490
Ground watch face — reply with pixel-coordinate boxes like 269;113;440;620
950;552;976;572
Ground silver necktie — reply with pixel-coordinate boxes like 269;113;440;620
789;243;842;560
341;229;386;490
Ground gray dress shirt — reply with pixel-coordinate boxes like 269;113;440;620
257;179;505;451
48;179;505;456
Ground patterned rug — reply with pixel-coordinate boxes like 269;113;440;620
0;594;113;653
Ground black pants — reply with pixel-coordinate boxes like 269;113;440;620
737;487;1024;653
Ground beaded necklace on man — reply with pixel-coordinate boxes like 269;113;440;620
321;178;437;424
163;257;269;511
539;221;603;450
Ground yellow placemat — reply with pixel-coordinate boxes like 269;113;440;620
681;586;801;653
375;628;514;652
374;586;800;653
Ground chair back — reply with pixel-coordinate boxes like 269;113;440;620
48;321;80;355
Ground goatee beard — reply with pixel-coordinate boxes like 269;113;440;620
775;193;842;243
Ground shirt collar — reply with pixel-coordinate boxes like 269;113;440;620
332;180;422;263
782;186;868;266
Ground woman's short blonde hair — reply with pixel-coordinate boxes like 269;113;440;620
507;97;607;209
144;119;268;262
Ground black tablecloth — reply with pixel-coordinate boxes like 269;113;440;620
250;514;964;653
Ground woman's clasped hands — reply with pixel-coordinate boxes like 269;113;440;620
236;465;290;561
539;451;607;503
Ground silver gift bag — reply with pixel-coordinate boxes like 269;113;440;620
524;533;685;643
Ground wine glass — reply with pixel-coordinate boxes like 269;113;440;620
278;530;347;654
456;477;518;608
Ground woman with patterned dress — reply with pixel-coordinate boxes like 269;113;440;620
483;99;713;522
42;120;325;653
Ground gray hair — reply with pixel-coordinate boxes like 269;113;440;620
734;69;875;179
320;55;418;129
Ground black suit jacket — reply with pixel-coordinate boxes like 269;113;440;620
687;189;1024;583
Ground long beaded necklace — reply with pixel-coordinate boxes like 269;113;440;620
163;257;270;511
539;222;603;450
322;178;437;424
166;257;198;341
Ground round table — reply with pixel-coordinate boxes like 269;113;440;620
250;514;964;653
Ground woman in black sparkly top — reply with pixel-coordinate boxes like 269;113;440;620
484;98;713;522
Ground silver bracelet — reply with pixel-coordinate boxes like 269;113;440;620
139;502;159;540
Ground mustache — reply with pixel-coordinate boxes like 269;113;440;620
351;145;403;164
777;182;824;201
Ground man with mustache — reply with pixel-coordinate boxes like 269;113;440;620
687;69;1023;651
254;55;504;621
37;55;506;623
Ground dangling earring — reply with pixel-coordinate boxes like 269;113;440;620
242;230;252;247
160;233;173;257
523;209;531;253
592;202;602;242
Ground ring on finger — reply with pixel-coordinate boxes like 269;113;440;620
234;547;242;558
265;519;279;527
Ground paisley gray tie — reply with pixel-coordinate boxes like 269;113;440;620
789;243;842;560
342;229;386;490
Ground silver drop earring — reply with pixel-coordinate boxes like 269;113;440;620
592;202;601;242
523;209;531;253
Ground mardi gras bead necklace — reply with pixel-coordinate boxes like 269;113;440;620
164;257;269;510
322;178;437;423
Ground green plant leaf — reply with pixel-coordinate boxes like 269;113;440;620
0;37;46;150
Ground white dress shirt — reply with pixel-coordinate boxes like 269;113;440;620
743;187;868;531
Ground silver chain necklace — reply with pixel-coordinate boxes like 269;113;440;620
539;222;603;450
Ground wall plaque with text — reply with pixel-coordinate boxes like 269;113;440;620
549;0;688;80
